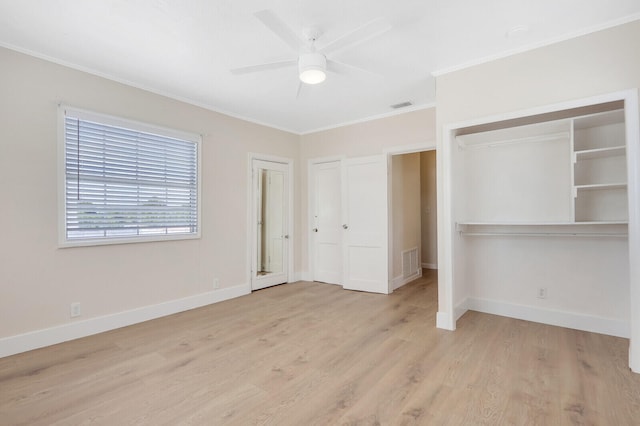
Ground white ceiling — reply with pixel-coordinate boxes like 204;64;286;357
1;1;639;134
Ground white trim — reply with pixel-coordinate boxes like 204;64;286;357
301;103;437;135
438;116;456;331
421;262;438;269
624;90;640;372
57;105;67;247
246;155;254;290
0;284;250;358
383;140;437;155
466;298;629;338
455;299;469;321
248;152;295;166
308;156;346;165
58;233;201;249
248;153;295;290
436;312;455;330
432;14;640;77
61;105;202;143
387;154;393;294
294;272;312;282
391;268;422;291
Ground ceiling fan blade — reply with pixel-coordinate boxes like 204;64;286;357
320;18;392;55
326;59;382;78
255;9;304;52
230;60;296;75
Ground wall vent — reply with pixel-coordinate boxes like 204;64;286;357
402;247;419;279
390;101;413;109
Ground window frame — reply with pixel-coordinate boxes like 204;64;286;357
58;105;202;248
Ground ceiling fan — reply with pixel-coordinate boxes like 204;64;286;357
230;10;392;96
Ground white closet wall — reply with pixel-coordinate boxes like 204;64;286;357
454;104;630;337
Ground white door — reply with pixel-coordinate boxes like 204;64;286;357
343;155;389;294
310;160;343;285
252;159;290;290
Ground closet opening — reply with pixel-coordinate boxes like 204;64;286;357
439;90;640;373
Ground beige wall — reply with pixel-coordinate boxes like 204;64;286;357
0;47;299;339
436;21;640;127
420;151;437;268
391;153;421;281
435;20;640;320
299;108;437;275
301;109;436;159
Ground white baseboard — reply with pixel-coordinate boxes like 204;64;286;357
0;284;251;358
421;262;438;269
436;312;456;330
455;299;469;321
466;297;629;338
434;300;469;331
391;269;422;291
294;272;311;282
295;273;343;286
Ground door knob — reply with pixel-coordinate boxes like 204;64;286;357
284;235;289;239
312;228;318;232
343;224;349;229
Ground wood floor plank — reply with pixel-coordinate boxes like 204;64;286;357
2;270;639;425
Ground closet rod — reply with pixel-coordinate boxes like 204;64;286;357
459;231;627;238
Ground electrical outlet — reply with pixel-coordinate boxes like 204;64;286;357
537;288;547;299
213;278;220;290
70;302;81;318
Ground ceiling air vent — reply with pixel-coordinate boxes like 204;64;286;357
390;101;413;109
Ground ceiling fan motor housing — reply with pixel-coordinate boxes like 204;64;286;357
299;52;327;84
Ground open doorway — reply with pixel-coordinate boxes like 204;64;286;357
419;151;438;271
388;148;437;292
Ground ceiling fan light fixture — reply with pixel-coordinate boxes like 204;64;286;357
299;53;327;85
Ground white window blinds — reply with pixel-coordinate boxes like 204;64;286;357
62;109;199;244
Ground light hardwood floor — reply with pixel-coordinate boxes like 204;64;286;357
1;270;639;425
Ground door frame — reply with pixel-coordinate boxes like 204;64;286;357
307;156;345;284
384;142;437;295
247;153;294;290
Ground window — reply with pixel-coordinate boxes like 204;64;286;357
60;107;200;246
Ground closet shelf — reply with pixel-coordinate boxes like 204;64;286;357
574;145;625;160
457;131;569;150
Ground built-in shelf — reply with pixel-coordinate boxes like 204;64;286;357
457;107;628;230
573;109;625;130
572;109;627;222
458;131;569;150
574;145;625;160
